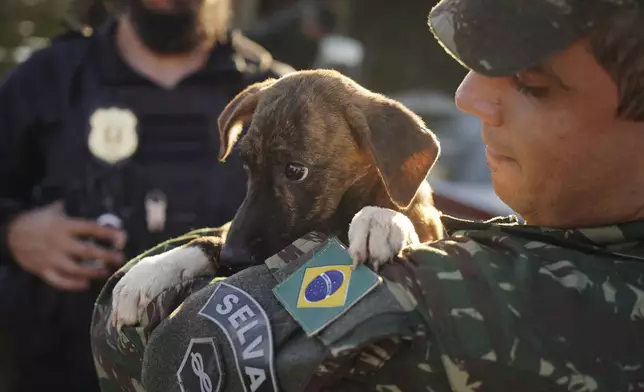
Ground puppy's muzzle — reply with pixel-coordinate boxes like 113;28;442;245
220;243;254;272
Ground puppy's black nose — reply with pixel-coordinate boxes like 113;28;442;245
219;243;254;271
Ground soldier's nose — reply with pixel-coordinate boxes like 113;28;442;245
220;243;254;271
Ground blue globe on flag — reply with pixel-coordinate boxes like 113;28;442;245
304;270;345;302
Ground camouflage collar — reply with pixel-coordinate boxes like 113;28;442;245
543;221;644;247
443;215;644;261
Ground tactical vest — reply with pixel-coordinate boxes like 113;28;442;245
0;24;283;391
37;23;279;314
46;25;262;262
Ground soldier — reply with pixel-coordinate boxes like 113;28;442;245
91;0;644;391
0;0;293;391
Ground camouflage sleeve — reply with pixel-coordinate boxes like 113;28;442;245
128;224;644;392
309;217;644;392
137;232;455;392
351;221;644;392
90;224;229;392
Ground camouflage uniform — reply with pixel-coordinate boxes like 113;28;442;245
91;215;644;392
90;0;644;391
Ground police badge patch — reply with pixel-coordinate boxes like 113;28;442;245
88;107;139;164
198;283;278;392
177;338;224;392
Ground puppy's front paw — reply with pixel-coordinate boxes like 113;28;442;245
111;246;213;331
348;206;420;271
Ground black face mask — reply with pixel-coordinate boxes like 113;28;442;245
127;0;211;54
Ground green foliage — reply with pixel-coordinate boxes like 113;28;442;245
0;0;70;79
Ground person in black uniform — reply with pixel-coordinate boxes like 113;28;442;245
0;0;293;391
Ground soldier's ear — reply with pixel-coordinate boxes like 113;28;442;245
218;78;276;161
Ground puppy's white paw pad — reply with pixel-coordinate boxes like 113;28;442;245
348;206;419;269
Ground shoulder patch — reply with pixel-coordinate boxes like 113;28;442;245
177;337;224;392
273;237;383;336
198;283;278;392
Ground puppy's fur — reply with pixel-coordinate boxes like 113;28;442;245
112;70;444;328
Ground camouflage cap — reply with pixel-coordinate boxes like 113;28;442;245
428;0;640;77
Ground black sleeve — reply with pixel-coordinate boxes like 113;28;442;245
0;49;60;266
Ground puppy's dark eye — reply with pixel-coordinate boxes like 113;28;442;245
284;163;309;182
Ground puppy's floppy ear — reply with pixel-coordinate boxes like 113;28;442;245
346;95;441;209
218;78;276;161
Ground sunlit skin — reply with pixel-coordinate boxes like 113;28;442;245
455;39;644;228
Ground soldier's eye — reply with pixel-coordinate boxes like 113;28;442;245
511;72;550;98
284;163;309;182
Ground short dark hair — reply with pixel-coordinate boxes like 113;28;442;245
589;7;644;121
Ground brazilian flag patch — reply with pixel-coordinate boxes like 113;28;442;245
273;237;382;336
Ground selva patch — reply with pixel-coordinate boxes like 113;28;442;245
199;283;278;392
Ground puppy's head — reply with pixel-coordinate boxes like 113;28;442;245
217;70;440;269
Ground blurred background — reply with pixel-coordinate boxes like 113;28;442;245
0;0;513;217
0;2;514;387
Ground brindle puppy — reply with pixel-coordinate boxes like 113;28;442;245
111;69;443;328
